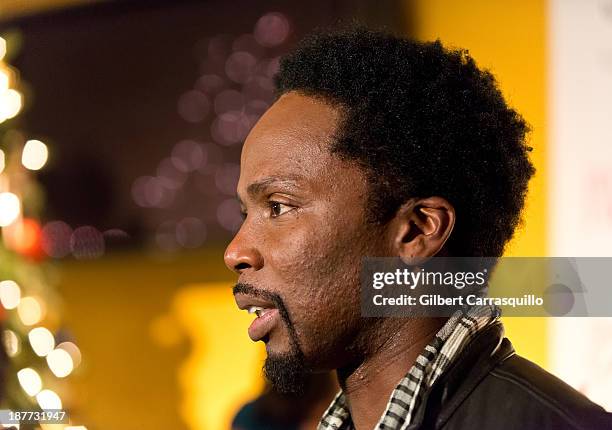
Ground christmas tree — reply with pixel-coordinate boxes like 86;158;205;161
0;31;85;430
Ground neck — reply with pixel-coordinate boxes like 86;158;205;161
336;317;446;430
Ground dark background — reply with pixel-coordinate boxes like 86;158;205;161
2;0;410;253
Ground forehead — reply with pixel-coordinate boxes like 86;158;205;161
239;91;346;189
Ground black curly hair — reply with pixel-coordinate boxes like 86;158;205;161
274;25;535;258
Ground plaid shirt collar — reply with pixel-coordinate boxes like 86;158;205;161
318;305;500;430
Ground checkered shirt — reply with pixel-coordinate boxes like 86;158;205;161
318;305;500;430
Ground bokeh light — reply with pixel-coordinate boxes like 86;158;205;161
0;37;6;61
214;89;245;115
3;329;20;357
214;163;240;195
0;279;21;309
233;33;265;58
175;217;206;248
157;157;187;190
177;90;210;123
103;229;130;248
225;51;257;84
0;148;5;174
0;191;21;227
0;88;22;121
211;111;252;146
148;176;174;208
243;76;274;106
254;12;290;47
36;389;62;410
216;199;243;232
70;226;105;259
17;368;42;396
12;218;44;259
47;347;74;378
132;175;176;208
57;341;82;368
265;56;280;78
244;99;270;116
207;34;233;63
21;139;49;171
194;74;226;95
41;221;73;258
131;176;150;207
28;327;56;357
155;221;179;252
0;68;8;92
17;296;44;326
171;140;206;172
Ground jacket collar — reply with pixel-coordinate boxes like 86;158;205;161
408;321;515;429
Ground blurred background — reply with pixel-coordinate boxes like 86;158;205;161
0;0;610;429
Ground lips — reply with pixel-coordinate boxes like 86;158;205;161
234;293;280;342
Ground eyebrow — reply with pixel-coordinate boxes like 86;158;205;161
237;175;304;206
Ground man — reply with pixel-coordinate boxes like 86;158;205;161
224;26;612;429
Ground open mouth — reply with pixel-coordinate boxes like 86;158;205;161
247;306;273;318
235;294;281;342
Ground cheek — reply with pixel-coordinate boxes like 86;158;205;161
266;217;382;364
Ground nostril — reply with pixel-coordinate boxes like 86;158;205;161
235;262;251;271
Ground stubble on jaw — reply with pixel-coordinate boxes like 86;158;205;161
234;282;312;395
263;299;311;395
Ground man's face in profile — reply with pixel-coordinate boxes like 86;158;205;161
224;91;391;393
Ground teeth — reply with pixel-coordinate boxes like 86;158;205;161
247;306;264;316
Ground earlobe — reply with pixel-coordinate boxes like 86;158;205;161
394;197;455;261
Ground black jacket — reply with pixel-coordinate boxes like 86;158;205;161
411;321;612;429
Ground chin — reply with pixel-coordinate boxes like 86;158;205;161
263;350;309;395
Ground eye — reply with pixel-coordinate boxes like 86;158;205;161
269;201;293;218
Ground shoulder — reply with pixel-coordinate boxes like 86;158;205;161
448;353;612;430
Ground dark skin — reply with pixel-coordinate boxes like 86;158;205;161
225;91;455;429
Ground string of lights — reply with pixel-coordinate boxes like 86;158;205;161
131;12;291;252
0;34;87;430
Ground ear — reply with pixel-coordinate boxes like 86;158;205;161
391;196;455;263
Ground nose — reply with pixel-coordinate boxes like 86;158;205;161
224;227;264;274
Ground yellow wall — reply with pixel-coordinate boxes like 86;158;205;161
412;0;548;367
58;249;264;430
172;284;264;430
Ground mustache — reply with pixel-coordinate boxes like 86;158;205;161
233;283;284;308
